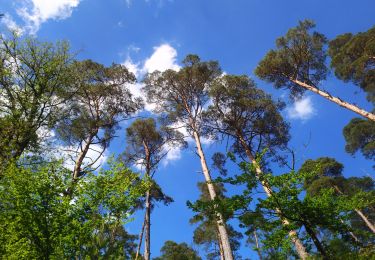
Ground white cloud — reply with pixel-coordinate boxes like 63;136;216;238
143;44;180;73
17;0;80;34
287;96;315;121
123;43;179;112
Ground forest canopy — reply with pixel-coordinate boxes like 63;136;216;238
0;3;374;259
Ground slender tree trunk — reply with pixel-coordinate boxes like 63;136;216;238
192;130;234;260
215;224;225;260
333;185;375;234
354;209;375;234
304;223;328;259
291;79;375;121
144;190;151;260
135;212;147;260
339;219;360;243
253;230;262;260
142;140;152;260
237;132;309;260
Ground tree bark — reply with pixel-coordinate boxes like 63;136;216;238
339;219;360;243
135;212;147;260
333;185;375;234
143;140;152;260
215;225;225;260
354;209;375;234
144;190;151;260
192;130;234;260
72;129;98;181
253;230;262;260
236;132;309;260
291;79;375;121
304;223;328;259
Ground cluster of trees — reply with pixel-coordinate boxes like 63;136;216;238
0;20;373;259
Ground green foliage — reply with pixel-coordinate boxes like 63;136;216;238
56;59;142;149
343;118;375;160
124;117;186;174
328;26;375;103
143;54;221;134
188;182;243;259
153;240;201;260
255;20;328;98
0;159;149;259
0;33;73;162
205;74;290;162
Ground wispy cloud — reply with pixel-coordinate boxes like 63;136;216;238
287;96;316;121
1;14;23;34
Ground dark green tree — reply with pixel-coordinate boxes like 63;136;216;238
255;20;375;121
328;26;375;164
153;241;201;260
124;118;184;260
143;54;234;259
343;118;375;161
328;26;375;103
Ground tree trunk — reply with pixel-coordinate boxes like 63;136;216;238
237;132;309;260
192;130;234;260
253;230;262;260
72;130;98;181
333;185;375;234
340;219;360;243
135;212;147;260
291;79;375;121
304;223;328;259
215;225;225;260
354;209;375;234
144;190;151;260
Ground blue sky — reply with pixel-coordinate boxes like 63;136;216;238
1;0;374;259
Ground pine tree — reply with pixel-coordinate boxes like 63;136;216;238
55;59;142;191
255;20;375;121
204;74;309;259
125;118;184;260
143;55;234;260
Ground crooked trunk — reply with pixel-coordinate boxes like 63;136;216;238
333;185;375;234
193;130;234;260
236;132;309;260
291;79;375;121
72;129;98;181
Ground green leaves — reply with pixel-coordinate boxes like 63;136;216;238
0;160;148;258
